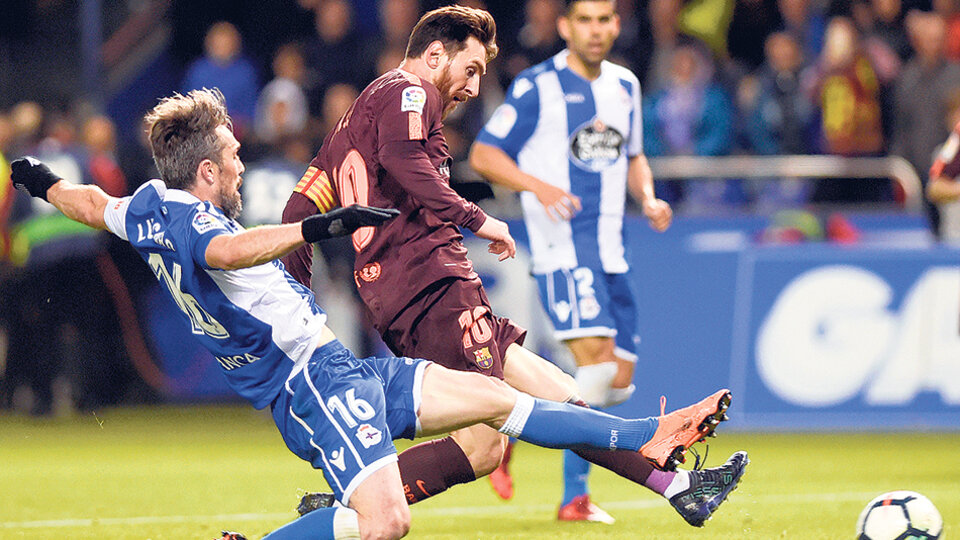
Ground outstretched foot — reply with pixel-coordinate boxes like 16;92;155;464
638;389;731;470
557;494;615;524
669;451;749;527
296;491;336;517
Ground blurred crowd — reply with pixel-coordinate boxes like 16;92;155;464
1;0;960;414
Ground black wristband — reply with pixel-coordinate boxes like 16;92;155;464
301;214;339;243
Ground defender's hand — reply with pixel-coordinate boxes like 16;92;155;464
643;198;672;232
301;204;400;242
535;183;581;221
11;157;61;201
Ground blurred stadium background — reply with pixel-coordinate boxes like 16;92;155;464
0;0;958;538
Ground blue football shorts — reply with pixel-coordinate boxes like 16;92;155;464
534;267;640;361
270;339;429;505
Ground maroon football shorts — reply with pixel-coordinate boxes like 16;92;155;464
381;277;526;379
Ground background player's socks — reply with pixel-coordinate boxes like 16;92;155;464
499;394;657;451
644;468;680;496
397;437;476;504
262;507;359;539
561;450;591;506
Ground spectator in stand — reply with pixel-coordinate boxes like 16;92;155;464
304;0;373;116
609;0;646;76
376;45;408;77
892;11;960;236
255;43;310;147
316;83;359;139
2;108;129;415
366;0;422;72
778;0;827;60
868;0;913;61
0;113;13;265
81;115;127;197
181;22;259;139
727;0;783;72
643;43;736;211
933;0;960;61
807;16;888;202
742;31;817;210
500;0;565;88
644;0;683;93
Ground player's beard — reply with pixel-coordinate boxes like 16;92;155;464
218;181;243;220
434;64;460;120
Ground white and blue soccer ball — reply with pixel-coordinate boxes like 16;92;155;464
856;490;943;540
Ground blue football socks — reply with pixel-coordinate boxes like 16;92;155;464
499;394;658;452
561;450;591;506
261;507;340;540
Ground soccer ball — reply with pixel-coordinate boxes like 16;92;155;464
856;490;943;540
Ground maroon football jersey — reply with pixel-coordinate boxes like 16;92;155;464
281;69;489;329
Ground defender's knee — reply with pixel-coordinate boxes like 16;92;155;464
361;503;411;540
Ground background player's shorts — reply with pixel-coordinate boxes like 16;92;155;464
535;267;640;361
382;276;527;379
270;339;429;505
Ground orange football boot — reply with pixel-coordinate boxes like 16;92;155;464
638;389;731;471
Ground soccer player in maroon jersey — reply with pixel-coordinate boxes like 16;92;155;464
282;5;746;526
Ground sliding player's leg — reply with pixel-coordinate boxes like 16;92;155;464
501;342;746;525
416;362;729;457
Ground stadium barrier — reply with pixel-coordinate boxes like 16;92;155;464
647;154;924;213
136;155;958;429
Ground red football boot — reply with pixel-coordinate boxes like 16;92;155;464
557;494;615;524
488;439;514;500
638;389;732;471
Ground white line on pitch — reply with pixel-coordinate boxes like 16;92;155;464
0;491;926;530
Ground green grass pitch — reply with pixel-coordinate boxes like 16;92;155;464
1;404;956;539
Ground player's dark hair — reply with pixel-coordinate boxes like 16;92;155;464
405;5;498;62
144;88;233;190
563;0;617;15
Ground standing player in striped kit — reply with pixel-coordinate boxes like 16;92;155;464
471;0;678;523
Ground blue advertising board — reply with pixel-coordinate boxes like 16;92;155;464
138;212;960;429
472;215;960;430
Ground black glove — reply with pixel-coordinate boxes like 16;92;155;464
11;157;61;201
301;204;400;242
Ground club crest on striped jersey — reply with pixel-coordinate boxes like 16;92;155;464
570;117;624;172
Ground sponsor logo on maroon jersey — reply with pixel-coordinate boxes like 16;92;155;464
473;346;494;369
357;262;382;283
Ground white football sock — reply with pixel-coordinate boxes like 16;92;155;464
574;362;618;407
333;507;361;539
663;470;692;499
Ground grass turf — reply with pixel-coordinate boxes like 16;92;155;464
1;404;956;539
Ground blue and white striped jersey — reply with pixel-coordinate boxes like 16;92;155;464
104;180;327;409
476;50;643;275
